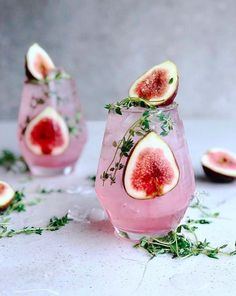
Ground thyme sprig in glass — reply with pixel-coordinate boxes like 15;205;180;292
101;97;174;185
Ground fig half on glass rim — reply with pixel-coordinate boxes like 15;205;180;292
201;148;236;183
25;43;55;80
129;60;179;107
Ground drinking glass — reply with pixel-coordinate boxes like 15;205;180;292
18;77;87;176
95;103;195;240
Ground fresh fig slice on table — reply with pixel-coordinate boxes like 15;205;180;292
201;148;236;182
25;107;69;156
129;60;179;106
0;181;15;210
124;131;179;199
25;43;55;80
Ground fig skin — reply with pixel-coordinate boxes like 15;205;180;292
202;165;235;183
0;198;14;211
24;56;35;81
157;81;179;107
0;181;15;210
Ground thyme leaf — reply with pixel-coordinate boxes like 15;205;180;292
0;150;29;173
0;214;72;239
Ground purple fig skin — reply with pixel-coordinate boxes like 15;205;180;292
24;56;36;81
202;165;235;183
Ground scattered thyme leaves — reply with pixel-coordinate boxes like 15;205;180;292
87;175;96;186
0;150;29;173
134;222;236;259
36;187;64;194
0;213;72;239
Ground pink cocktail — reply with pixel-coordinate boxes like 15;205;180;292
95;103;195;240
18;76;87;176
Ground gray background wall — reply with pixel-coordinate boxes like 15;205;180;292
0;0;236;120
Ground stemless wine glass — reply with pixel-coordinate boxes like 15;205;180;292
95;103;195;240
18;75;87;176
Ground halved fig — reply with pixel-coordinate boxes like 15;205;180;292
129;61;179;106
201;148;236;182
0;181;15;210
25;43;55;80
124;131;179;199
25;107;69;156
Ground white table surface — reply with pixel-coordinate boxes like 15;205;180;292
0;120;236;296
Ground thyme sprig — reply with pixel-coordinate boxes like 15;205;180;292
0;191;26;216
0;150;29;173
190;196;220;218
36;187;64;194
135;223;236;259
0;214;72;239
101;97;174;185
65;111;81;136
105;97;157;114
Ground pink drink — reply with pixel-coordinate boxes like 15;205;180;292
18;78;87;176
95;103;195;240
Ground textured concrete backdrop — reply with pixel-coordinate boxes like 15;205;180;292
0;0;236;120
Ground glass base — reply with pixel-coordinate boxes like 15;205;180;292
114;227;169;241
30;165;74;177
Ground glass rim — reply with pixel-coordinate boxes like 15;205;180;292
119;102;178;113
24;77;73;86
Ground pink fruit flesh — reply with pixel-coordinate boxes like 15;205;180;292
208;151;236;169
131;147;174;196
134;69;168;100
34;53;53;78
30;118;65;155
0;183;6;197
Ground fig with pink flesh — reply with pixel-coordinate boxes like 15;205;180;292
129;61;179;107
25;107;69;156
201;148;236;183
0;181;15;210
25;43;55;80
124;131;179;199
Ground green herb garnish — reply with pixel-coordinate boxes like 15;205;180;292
0;191;26;216
135;223;236;259
36;187;64;194
0;214;72;239
101;97;174;185
0;150;29;173
87;175;96;186
65;111;81;136
169;78;174;84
